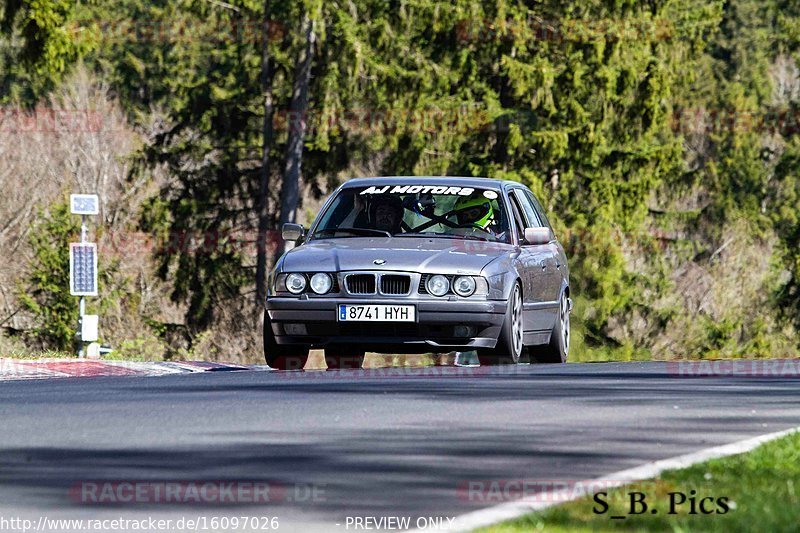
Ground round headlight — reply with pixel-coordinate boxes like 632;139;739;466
453;276;476;297
310;273;333;295
426;274;450;297
285;273;307;294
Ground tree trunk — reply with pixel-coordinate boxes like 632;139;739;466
276;12;316;257
255;0;275;307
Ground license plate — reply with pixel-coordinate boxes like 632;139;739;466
338;304;415;322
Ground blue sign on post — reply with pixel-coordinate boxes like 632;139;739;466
70;194;100;215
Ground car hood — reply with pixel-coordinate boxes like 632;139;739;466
280;237;513;275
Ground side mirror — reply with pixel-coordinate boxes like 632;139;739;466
281;223;305;241
523;227;553;245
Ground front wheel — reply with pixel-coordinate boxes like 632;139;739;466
530;291;570;364
263;313;309;370
477;283;523;366
324;345;366;370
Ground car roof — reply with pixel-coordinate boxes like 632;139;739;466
340;176;516;190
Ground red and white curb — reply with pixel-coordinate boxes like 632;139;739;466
0;359;269;381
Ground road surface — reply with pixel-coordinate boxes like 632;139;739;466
0;360;798;531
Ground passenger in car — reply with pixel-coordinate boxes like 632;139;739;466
369;195;404;234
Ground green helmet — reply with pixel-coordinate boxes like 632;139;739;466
455;194;494;228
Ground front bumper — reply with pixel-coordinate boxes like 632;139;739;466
266;297;507;351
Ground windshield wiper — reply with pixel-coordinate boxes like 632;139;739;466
313;227;392;238
396;232;492;242
394;232;442;238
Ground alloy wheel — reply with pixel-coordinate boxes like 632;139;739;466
511;286;523;360
560;294;570;357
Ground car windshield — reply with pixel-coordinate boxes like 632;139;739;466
310;184;511;243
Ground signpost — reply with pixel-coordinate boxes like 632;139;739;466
70;194;100;358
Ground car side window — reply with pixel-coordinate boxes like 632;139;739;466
523;189;552;229
511;189;543;228
507;193;527;244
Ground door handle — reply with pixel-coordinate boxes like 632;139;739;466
540;260;546;271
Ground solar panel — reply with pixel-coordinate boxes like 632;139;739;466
70;194;99;215
70;243;98;296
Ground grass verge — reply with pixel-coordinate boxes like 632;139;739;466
481;430;800;532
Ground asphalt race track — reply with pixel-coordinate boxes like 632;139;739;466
1;360;799;532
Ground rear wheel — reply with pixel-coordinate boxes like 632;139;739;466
263;313;309;370
324;345;366;370
530;291;569;364
477;283;523;366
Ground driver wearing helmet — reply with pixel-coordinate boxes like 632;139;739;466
453;194;497;236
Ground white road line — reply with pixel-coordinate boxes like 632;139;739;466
416;426;800;532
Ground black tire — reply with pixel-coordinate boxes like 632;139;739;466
477;283;523;366
263;312;309;370
531;291;569;364
324;345;366;370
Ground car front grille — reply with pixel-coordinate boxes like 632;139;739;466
345;274;376;294
380;275;411;295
